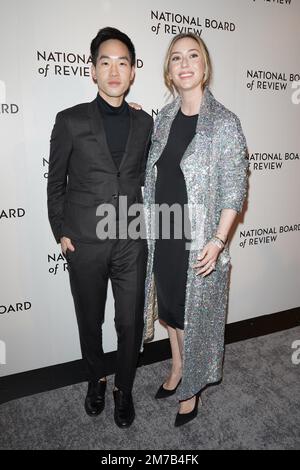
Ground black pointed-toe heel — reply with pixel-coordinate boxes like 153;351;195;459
174;394;201;427
155;378;182;399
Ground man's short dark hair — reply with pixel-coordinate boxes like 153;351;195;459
90;27;136;67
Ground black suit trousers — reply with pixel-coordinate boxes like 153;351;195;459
66;238;147;393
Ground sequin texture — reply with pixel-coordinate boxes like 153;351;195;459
143;88;249;400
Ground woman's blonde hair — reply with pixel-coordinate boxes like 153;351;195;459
163;33;212;96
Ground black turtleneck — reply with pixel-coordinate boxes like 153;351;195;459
96;93;130;169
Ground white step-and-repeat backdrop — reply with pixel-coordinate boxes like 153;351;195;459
1;0;300;377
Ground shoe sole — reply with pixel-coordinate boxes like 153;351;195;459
84;403;105;417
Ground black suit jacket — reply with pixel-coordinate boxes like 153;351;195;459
47;99;153;243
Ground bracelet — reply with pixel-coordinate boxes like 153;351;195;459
215;234;227;245
210;236;224;250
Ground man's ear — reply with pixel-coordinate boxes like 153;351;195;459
91;64;97;83
130;66;136;83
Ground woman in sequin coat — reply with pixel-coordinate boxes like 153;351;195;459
143;33;249;426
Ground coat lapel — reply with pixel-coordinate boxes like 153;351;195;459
149;97;180;168
88;99;137;172
88;99;117;172
150;87;215;168
119;107;135;171
181;87;214;163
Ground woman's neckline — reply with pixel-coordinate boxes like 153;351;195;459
178;108;198;118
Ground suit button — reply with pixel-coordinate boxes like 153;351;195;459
117;172;120;177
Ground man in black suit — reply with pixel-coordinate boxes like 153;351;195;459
47;27;153;428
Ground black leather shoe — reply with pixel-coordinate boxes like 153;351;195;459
174;394;201;427
113;389;135;428
155;378;182;399
84;380;106;417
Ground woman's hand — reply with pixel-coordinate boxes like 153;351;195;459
193;241;222;277
128;102;142;110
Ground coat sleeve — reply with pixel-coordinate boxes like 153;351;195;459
47;112;72;243
218;114;249;213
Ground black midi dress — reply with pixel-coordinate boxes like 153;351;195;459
153;109;198;330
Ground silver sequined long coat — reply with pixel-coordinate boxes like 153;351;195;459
143;87;249;400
